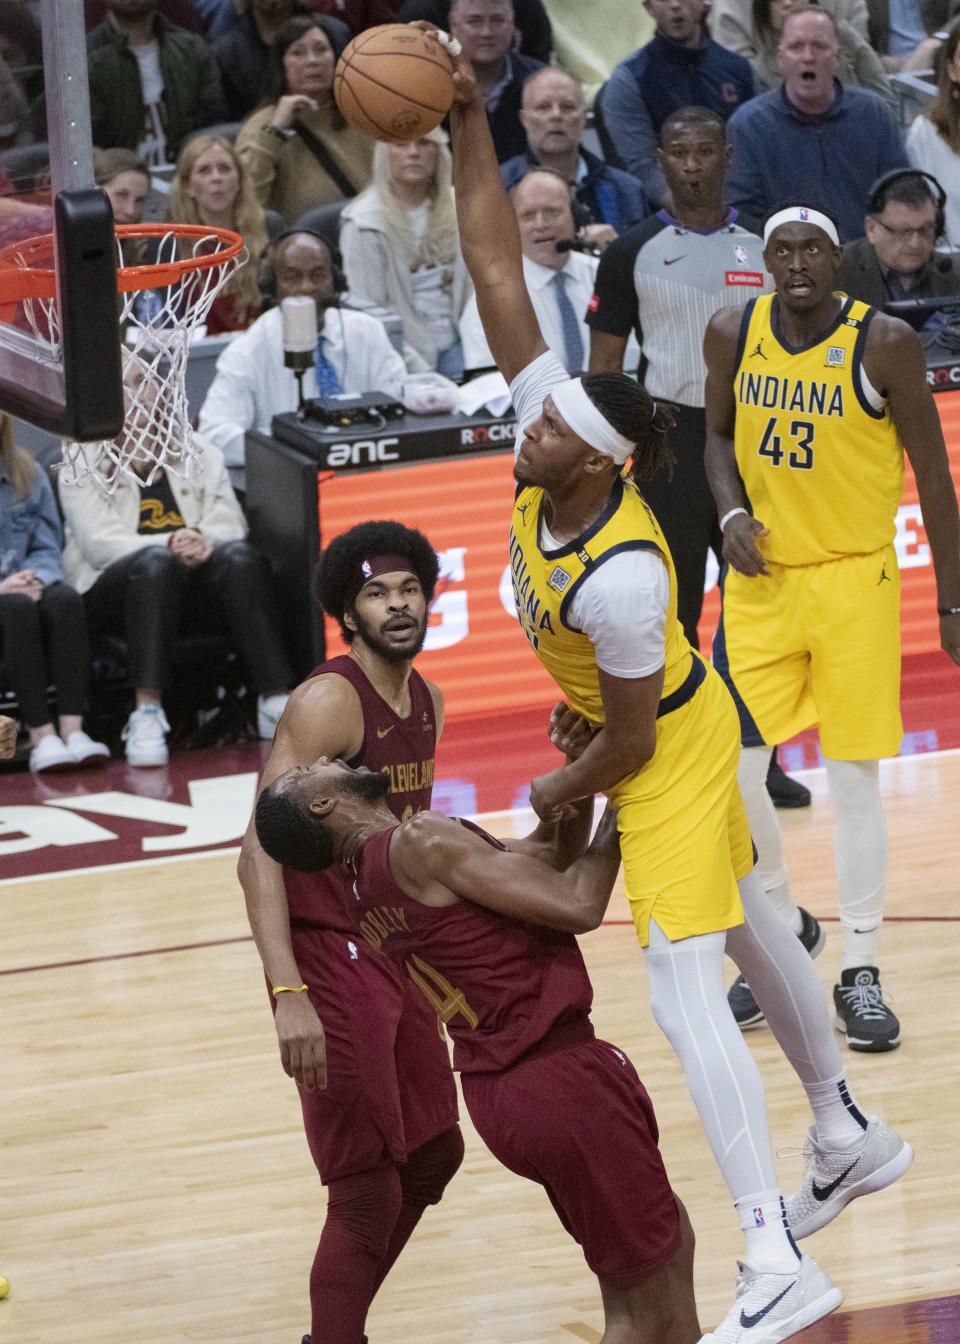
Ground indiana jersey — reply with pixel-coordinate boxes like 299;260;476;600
284;654;437;929
509;475;694;724
733;293;904;565
351;820;595;1074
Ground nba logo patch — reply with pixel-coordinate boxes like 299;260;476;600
548;565;571;593
799;208;810;221
735;244;748;266
361;560;373;579
753;1207;765;1226
826;346;845;367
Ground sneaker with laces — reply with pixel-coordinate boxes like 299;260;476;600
728;907;826;1029
64;730;110;767
122;704;170;767
833;966;900;1051
785;1116;913;1239
700;1254;841;1343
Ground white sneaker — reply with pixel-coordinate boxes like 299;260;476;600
122;704;170;767
29;734;75;773
64;730;110;767
785;1116;914;1239
700;1255;841;1343
257;693;288;740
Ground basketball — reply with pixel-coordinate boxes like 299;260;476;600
334;24;454;143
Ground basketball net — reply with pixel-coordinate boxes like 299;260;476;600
0;223;244;494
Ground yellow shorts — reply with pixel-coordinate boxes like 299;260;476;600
608;661;751;949
715;544;903;761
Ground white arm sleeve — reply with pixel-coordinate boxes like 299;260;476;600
568;549;669;679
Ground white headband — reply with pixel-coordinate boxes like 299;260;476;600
551;378;635;465
763;207;839;247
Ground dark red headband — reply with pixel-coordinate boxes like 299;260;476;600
345;554;415;605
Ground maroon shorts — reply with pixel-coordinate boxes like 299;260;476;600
288;925;458;1184
461;1039;681;1284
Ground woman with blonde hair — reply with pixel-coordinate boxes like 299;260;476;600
907;18;960;244
0;413;108;772
339;128;471;375
167;133;270;334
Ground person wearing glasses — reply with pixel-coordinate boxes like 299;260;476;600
838;169;960;308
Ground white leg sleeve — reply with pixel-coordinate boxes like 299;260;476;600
825;758;887;942
727;867;844;1086
643;921;778;1200
737;746;798;925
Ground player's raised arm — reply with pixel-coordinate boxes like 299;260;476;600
865;315;960;666
704;305;770;577
439;28;547;383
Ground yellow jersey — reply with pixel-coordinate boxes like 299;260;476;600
509;476;695;725
733;293;904;565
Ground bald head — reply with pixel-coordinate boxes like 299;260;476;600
273;231;336;309
520;69;587;162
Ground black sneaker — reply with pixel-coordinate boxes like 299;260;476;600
728;907;826;1028
767;750;812;809
833;966;900;1052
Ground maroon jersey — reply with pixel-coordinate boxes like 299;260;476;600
284;654;437;929
351;820;595;1074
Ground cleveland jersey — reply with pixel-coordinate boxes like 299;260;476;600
284;655;437;929
733;293;904;565
510;475;696;725
351;821;594;1074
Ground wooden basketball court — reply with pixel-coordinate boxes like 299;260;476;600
1;749;957;1343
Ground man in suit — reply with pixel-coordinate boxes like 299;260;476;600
838;168;960;307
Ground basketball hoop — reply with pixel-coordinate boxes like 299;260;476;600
0;223;244;492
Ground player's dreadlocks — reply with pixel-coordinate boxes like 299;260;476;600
580;372;676;484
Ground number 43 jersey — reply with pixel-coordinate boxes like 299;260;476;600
351;819;594;1075
733;293;903;565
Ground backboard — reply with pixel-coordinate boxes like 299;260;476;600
0;0;123;440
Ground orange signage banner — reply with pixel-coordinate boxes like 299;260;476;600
318;392;960;721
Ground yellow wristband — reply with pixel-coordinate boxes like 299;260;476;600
272;983;309;996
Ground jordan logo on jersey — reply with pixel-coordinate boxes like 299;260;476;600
749;339;767;360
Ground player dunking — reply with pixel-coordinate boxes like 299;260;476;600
435;27;911;1344
237;521;463;1344
704;205;960;1050
254;757;702;1344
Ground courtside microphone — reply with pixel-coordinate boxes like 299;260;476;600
556;238;604;257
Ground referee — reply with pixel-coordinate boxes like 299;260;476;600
586;104;808;810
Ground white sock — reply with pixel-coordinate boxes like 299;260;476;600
804;1076;869;1150
736;1193;801;1272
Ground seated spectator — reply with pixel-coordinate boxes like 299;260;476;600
87;0;227;165
167;134;269;333
447;0;544;163
500;68;647;245
197;230;406;488
839;168;960;303
865;0;958;73
710;0;869;52
400;0;553;61
339;129;471;376
737;0;893;105
598;0;754;208
0;2;44;142
212;0;318;120
0;413;110;773
907;18;960;243
94;147;152;225
726;7;907;240
235;13;374;224
60;357;294;768
458;168;640;372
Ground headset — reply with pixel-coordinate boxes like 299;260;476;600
866;168;947;241
266;227;347;304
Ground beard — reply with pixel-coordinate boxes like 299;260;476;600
343;767;392;803
351;607;428;664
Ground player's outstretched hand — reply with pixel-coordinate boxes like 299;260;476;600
548;701;596;761
941;611;960;665
722;512;770;577
408;21;476;106
275;992;327;1091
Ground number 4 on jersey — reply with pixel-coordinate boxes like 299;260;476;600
758;417;815;470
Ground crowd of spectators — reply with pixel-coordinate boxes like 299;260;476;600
3;0;960;771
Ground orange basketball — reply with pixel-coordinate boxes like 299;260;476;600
334;24;454;143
